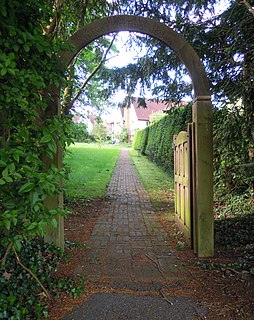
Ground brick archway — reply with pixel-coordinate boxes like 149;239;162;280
48;15;213;257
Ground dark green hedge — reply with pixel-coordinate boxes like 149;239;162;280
133;104;253;196
132;126;149;154
133;105;192;175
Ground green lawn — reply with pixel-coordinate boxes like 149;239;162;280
129;149;174;211
64;143;121;200
64;144;174;209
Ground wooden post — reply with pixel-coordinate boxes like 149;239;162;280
192;96;214;257
44;143;64;249
44;87;64;250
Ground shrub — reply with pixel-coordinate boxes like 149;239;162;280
70;122;89;142
133;105;192;175
132;127;149;154
213;106;253;197
133;103;253;197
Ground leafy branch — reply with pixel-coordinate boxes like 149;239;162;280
41;0;62;37
63;33;117;114
0;243;12;267
12;245;51;299
1;242;51;299
240;0;254;17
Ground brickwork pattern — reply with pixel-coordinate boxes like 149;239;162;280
77;149;188;287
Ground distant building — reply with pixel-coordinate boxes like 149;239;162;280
71;112;99;133
72;114;83;124
86;114;98;133
106;109;123;142
121;98;170;141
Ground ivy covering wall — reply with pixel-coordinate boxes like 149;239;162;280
0;2;72;318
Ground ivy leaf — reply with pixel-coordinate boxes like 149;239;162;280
13;151;20;162
13;44;19;52
2;168;9;178
9;163;15;173
3;199;16;209
27;222;37;231
8;53;15;60
0;179;6;185
12;218;18;226
4;176;13;183
50;218;58;229
13;172;22;179
8;295;16;306
0;160;6;167
13;237;22;251
34;204;40;212
4;220;11;230
1;68;7;76
19;182;35;193
48;140;57;153
1;2;7;17
8;68;16;76
38;220;47;232
40;134;52;143
31;191;39;206
23;43;30;52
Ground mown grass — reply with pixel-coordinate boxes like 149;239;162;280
129;149;174;211
64;143;121;200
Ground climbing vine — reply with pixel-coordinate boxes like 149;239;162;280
0;1;119;317
0;1;74;317
0;0;69;249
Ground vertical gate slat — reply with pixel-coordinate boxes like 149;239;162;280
188;123;193;249
191;123;197;253
174;130;192;246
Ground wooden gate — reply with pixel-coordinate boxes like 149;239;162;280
174;124;194;247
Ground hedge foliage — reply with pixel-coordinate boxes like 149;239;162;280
133;104;253;197
133;105;192;175
132;126;149;154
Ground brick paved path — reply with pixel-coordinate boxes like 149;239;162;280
63;149;208;320
77;149;188;287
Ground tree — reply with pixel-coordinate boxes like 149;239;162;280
99;0;254;195
61;34;119;115
149;111;166;123
1;0;253;316
0;1;73;317
117;128;129;143
91;117;110;143
71;122;90;142
1;0;253;252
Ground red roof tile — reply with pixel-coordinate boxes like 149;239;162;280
133;98;168;121
88;114;97;124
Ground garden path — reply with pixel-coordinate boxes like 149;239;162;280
62;149;206;320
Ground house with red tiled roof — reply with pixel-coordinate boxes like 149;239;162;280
71;113;97;132
81;114;100;133
85;114;114;136
121;98;169;141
